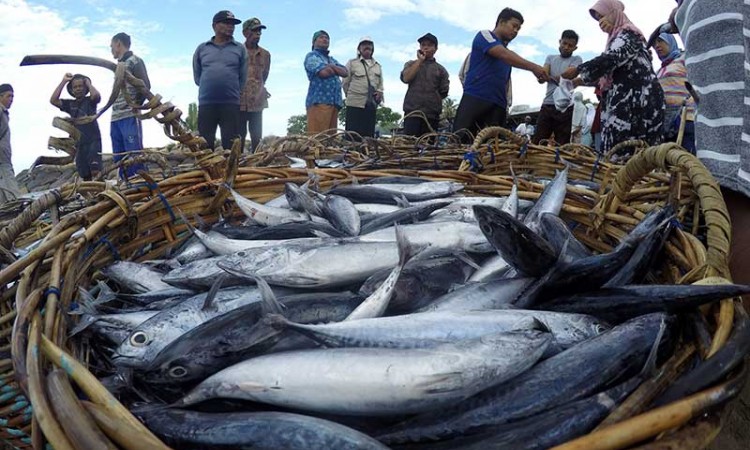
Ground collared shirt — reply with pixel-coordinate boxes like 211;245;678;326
0;105;10;165
464;30;512;107
193;37;248;105
304;49;345;109
343;57;384;109
400;58;449;119
240;44;271;112
112;51;150;122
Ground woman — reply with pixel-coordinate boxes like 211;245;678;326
653;32;695;153
562;0;664;152
343;37;384;138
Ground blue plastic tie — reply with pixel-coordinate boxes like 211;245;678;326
43;287;61;298
519;142;528;157
555;146;561;163
590;155;600;182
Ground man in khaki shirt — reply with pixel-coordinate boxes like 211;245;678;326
240;18;270;153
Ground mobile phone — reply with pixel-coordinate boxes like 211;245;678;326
418;50;425;56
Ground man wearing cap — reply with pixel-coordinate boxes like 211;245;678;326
453;8;549;142
193;10;248;150
515;115;535;140
0;83;20;203
110;32;150;179
239;18;270;153
343;36;384;138
400;33;449;137
304;30;348;135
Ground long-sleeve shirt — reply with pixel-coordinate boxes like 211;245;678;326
240;45;271;112
343;57;384;109
112;51;150;122
0;105;11;166
656;54;696;129
400;59;449;119
193;38;248;105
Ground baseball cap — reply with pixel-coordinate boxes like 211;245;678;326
0;84;12;95
243;18;267;31
213;10;241;24
358;36;373;45
417;33;438;46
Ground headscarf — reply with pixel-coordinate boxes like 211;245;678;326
312;30;329;50
656;32;681;65
589;0;645;91
571;92;587;130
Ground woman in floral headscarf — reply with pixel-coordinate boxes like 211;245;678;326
561;0;664;152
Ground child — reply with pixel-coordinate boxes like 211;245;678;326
50;73;102;181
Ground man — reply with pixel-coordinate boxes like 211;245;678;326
193;10;248;150
515;116;534;140
453;8;548;142
0;84;21;203
531;30;582;145
400;33;449;136
304;30;348;135
239;17;270;153
110;32;150;179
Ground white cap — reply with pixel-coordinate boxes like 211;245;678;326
358;36;373;45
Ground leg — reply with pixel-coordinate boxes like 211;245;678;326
402;116;422;137
554;107;574;144
75;141;92;180
327;105;339;133
119;117;146;178
453;95;491;144
248;111;263;152
218;104;241;150
239;111;249;152
90;139;103;180
532;105;555;144
198;104;220;149
110;119;126;179
307;105;328;135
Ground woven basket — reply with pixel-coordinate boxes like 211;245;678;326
0;141;743;450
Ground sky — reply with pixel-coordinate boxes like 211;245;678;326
0;0;678;173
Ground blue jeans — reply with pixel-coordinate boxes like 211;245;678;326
110;117;146;179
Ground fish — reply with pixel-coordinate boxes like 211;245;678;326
99;261;176;294
473;206;558;277
174;330;550;416
542;283;750;322
359;202;450;235
227;185;309;226
522;166;568;233
329;181;464;204
137;409;390;450
140;291;364;385
359;256;474;315
112;284;297;369
538;213;592;261
359;221;494;254
416;277;533;313
213;220;346;240
376;313;670;444
270;308;606;357
322;195;361;236
285;182;324;217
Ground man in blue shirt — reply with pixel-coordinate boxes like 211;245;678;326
453;8;548;142
193;10;248;150
305;30;348;135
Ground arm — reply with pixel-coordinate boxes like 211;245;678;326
342;60;353;94
239;47;248;90
401;58;423;83
192;47;202;86
87;78;101;103
487;45;548;81
438;66;449;99
375;63;385;103
574;31;642;84
50;73;72;108
132;58;151;90
263;51;270;83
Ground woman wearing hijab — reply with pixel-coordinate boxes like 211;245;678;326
570;91;587;143
342;37;384;139
561;0;664;152
653;33;695;153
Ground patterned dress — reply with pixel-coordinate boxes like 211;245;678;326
578;30;665;152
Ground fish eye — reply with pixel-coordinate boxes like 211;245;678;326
169;366;188;378
237;251;246;257
595;324;606;334
129;332;149;347
480;223;493;235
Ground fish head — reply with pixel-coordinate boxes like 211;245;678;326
141;357;200;385
112;328;158;367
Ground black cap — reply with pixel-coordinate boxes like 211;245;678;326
418;33;438;46
213;10;241;24
0;84;12;95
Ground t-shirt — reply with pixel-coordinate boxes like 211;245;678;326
542;54;583;105
304;49;345;109
193;38;248;106
463;30;510;107
60;97;101;143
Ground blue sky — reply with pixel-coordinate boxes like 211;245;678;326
0;0;676;172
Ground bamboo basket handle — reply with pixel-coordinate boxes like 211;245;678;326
595;143;731;278
604;139;649;162
471;126;526;149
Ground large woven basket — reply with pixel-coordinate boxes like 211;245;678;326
0;140;743;450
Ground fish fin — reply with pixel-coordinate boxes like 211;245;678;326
263;313;291;330
395;224;417;268
216;262;285;315
175;208;198;236
351;176;360;186
395;194;411;208
201;273;229;311
454;251;481;270
68;315;99;337
417;372;465;394
530;318;551;334
192;213;210;232
640;317;667;378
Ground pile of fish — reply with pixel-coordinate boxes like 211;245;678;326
70;170;750;450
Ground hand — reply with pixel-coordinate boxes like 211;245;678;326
373;91;383;103
532;66;549;83
572;78;584;88
84;77;92;87
561;67;578;80
416;50;426;62
62;73;73;83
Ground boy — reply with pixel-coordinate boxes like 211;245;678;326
452;8;548;142
50;73;103;181
531;30;582;145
